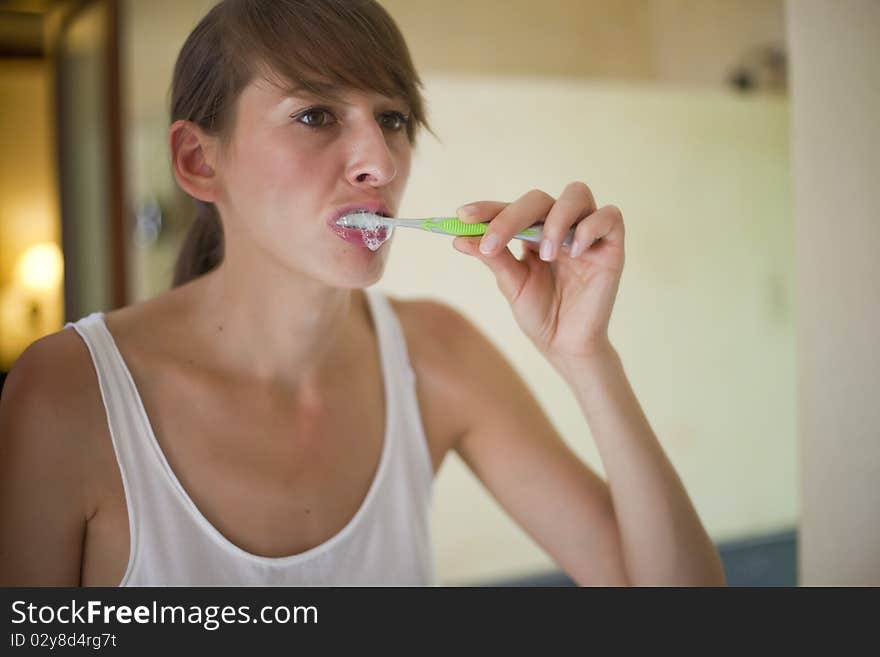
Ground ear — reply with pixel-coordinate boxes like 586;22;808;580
169;120;220;203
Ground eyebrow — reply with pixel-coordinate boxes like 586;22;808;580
285;83;409;109
285;82;345;103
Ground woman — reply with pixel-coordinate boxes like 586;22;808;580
0;0;724;586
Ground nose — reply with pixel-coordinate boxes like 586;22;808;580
344;120;398;188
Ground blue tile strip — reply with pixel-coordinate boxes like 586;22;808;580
482;528;798;587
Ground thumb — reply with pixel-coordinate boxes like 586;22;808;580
452;236;529;302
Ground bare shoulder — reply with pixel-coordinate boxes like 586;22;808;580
389;296;523;390
0;328;101;584
389;296;474;350
388;296;490;379
2;326;98;425
386;296;522;456
0;326;106;476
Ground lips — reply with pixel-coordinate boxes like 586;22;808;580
326;200;392;249
326;201;392;229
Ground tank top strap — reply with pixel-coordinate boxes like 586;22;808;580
364;287;416;386
65;313;148;583
65;313;151;448
364;287;435;484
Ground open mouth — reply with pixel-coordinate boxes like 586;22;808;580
335;210;391;229
329;210;393;251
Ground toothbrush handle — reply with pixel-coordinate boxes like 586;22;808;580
514;222;576;248
419;217;575;247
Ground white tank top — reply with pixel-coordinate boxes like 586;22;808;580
65;287;436;586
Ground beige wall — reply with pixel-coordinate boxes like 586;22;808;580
787;0;880;586
381;0;784;87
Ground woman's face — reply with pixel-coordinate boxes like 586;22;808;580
214;76;413;288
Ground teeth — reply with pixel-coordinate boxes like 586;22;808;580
342;209;378;219
338;210;386;224
335;210;394;250
338;211;384;226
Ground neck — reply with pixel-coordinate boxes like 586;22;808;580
182;256;371;394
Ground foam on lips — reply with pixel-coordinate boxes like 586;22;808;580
333;210;394;251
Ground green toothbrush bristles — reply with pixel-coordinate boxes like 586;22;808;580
421;217;488;236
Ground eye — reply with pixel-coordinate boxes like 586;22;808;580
292;108;410;132
293;107;336;129
379;111;410;132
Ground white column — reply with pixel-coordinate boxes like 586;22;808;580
786;0;880;585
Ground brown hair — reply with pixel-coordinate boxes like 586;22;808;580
170;0;433;287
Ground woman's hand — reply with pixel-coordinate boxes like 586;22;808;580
452;182;625;369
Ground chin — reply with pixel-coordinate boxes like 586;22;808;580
337;267;385;290
315;255;388;290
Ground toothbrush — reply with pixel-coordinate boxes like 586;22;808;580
336;213;576;248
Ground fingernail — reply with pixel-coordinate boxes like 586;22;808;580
540;239;555;261
457;205;477;219
480;233;499;254
569;240;582;258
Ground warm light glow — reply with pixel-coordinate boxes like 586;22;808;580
15;242;64;293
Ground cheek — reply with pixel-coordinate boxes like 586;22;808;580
227;131;329;205
392;143;412;187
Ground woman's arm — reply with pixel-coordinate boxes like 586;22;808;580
0;335;88;586
553;341;725;585
438;303;723;586
446;183;725;585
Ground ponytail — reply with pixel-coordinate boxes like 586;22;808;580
171;200;224;287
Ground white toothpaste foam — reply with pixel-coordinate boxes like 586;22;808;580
342;211;394;251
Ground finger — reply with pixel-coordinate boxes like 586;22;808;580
452;236;529;304
523;239;541;254
473;189;556;257
569;205;625;258
540;181;597;262
456;201;509;223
